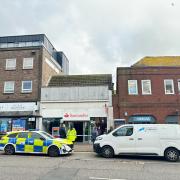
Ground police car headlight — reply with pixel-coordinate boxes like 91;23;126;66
62;144;71;152
96;136;103;141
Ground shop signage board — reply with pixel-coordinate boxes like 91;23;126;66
12;119;26;131
0;102;37;112
63;112;90;121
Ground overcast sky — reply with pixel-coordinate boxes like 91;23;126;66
0;0;180;81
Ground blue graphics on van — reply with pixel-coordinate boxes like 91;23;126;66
138;127;145;132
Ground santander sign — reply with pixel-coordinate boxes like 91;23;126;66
64;112;88;118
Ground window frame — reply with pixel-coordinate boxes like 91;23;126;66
112;126;134;137
4;81;15;94
6;58;16;70
21;80;32;93
164;79;174;95
17;132;28;139
30;132;45;140
177;79;180;94
23;57;34;69
141;80;152;95
128;80;138;95
7;133;18;138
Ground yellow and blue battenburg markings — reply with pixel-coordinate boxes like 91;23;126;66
0;136;63;154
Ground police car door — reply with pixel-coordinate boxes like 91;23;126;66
111;125;136;154
16;132;28;152
29;132;45;153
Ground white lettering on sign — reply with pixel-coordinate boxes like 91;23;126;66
0;102;37;112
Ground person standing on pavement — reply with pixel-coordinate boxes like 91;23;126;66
91;126;98;143
67;124;77;143
59;123;66;138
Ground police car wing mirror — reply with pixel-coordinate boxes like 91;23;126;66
40;137;45;141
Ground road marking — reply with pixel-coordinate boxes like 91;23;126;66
89;177;127;180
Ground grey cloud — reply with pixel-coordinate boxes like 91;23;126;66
0;0;180;83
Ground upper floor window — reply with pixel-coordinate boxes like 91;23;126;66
23;57;34;69
6;58;16;70
128;80;138;95
22;81;32;93
4;81;15;93
164;79;174;94
141;80;152;95
178;80;180;94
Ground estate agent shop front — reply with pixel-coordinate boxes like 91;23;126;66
0;102;39;135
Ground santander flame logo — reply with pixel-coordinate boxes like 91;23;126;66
64;113;69;118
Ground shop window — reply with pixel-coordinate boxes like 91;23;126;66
0;119;11;133
128;80;138;95
6;58;16;70
4;81;15;93
23;57;34;69
164;79;174;94
42;118;61;134
22;81;32;93
141;80;152;95
165;115;179;124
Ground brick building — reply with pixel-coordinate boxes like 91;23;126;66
0;34;69;134
113;56;180;124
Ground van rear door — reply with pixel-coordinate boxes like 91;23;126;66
136;126;160;155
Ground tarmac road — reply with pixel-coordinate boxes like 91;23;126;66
0;151;180;180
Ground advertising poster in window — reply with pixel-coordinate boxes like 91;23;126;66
0;120;8;133
12;119;26;131
52;127;60;138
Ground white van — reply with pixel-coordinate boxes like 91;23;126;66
93;124;180;162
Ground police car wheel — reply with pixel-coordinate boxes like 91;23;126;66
164;148;179;162
4;145;15;155
48;146;59;157
101;146;114;158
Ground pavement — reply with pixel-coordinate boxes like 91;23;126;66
74;143;93;152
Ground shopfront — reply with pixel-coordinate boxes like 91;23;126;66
41;103;111;143
0;102;39;135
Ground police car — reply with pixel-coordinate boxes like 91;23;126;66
0;131;73;157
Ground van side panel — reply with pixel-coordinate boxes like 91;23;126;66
136;125;160;155
159;126;180;156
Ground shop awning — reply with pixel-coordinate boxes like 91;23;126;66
165;115;179;124
0;111;42;117
128;115;156;124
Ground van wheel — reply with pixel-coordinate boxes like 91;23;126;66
164;148;179;162
4;145;15;155
101;146;114;158
48;146;59;157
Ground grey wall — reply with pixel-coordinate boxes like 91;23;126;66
41;86;109;101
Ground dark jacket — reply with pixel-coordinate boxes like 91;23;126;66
59;127;66;138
